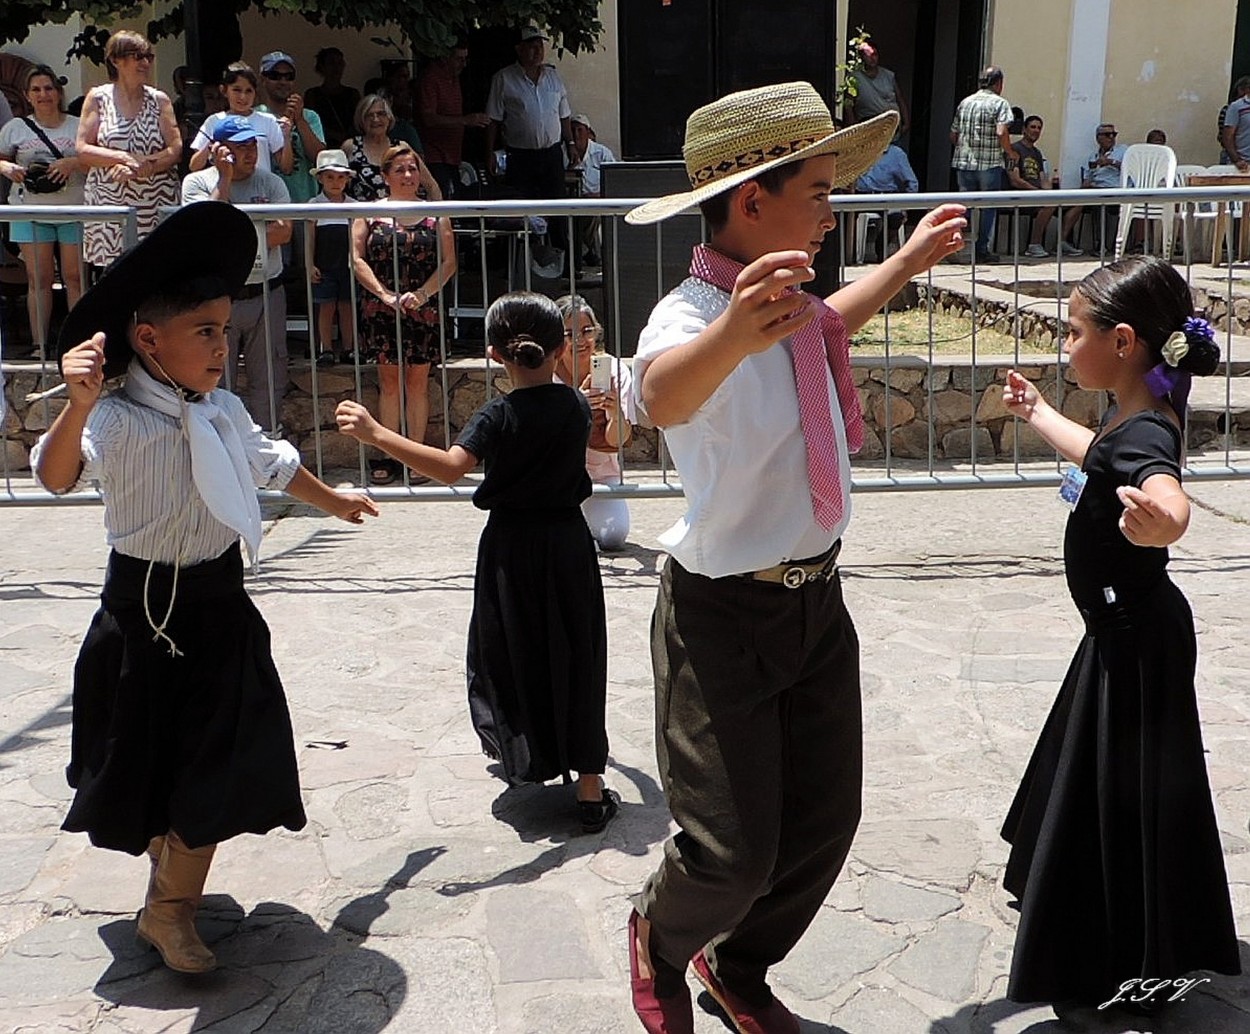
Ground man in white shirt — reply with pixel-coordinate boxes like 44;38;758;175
622;83;965;1034
485;24;575;258
181;116;292;433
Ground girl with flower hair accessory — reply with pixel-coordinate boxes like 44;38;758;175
999;255;1239;1022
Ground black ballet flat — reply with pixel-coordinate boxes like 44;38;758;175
578;788;620;834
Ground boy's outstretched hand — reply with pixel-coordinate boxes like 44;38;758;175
61;333;107;408
330;490;380;525
897;204;968;273
335;400;381;444
727;251;819;356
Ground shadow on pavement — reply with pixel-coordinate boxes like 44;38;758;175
90;847;445;1032
435;758;670;896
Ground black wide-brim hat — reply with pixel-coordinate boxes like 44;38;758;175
58;201;258;379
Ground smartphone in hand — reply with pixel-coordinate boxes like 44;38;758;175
590;353;613;391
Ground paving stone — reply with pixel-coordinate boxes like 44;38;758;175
771;909;908;1000
385;936;497;1032
861;875;963;924
487;886;602;983
852;818;983;890
888;918;991;1002
332;781;407;842
0;835;54;898
521;992;636;1034
833;984;934;1032
0;916;116;1002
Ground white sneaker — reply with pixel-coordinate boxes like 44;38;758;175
1024;244;1048;258
1058;241;1085;257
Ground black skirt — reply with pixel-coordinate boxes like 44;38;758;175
1001;576;1240;1004
62;545;307;855
466;508;609;785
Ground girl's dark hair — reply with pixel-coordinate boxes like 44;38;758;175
1075;256;1220;375
134;276;232;326
220;62;258;90
486;292;564;369
698;158;808;233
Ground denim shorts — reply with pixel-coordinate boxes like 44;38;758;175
312;264;353;304
9;220;83;245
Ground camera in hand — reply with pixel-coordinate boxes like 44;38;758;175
24;162;65;194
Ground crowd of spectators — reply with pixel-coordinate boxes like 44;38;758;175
2;23;620;467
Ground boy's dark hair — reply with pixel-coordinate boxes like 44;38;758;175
1076;256;1219;375
697;159;808;234
220;62;259;90
134;276;232;327
486;292;564;370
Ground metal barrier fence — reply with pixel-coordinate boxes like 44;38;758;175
3;186;1249;507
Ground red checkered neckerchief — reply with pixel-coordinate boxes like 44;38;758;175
689;244;864;530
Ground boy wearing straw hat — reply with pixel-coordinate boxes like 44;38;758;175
624;83;966;1033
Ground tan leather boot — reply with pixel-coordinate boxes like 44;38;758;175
136;831;217;973
144;835;165;894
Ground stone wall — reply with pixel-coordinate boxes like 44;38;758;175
5;353;1247;475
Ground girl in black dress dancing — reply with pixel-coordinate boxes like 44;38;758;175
1000;255;1240;1023
335;292;618;833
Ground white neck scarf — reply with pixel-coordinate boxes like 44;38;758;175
124;358;263;559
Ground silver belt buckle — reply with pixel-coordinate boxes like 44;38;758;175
782;566;807;589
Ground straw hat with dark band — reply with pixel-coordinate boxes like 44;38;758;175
626;82;898;226
58;202;258;379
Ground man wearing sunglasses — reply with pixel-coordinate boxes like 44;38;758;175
256;51;324;204
1072;123;1126;253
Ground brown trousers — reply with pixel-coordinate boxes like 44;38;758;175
637;557;863;1000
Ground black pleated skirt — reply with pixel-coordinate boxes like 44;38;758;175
466;507;609;786
1001;576;1240;1004
62;545;307;855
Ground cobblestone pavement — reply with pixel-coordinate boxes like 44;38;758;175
0;481;1246;1034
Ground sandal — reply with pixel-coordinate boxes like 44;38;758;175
578;787;620;834
316;352;336;368
370;458;397;486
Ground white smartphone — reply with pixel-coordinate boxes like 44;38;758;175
590;353;614;391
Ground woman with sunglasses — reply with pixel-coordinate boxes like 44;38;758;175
76;30;181;274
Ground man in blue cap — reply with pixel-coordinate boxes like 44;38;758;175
181;116;292;434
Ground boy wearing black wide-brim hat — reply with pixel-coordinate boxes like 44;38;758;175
623;83;967;1033
31;201;378;974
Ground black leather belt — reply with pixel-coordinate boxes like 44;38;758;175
235;276;284;301
744;539;842;588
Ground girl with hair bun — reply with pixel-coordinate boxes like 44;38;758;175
999;255;1240;1021
335;291;617;833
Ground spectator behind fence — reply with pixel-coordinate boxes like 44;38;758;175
335;291;618;833
486;24;574;262
350;143;455;485
1145;128;1167;146
304;47;360;150
341;94;441;203
1074;122;1126;253
189;63;289;176
417;41;491;200
308;149;356;367
1006;114;1083;258
77;30;182;273
854;142;918;263
256;51;323;203
842;42;910;137
181;116;292;433
379;59;424;155
1222;79;1250;170
0;64;87;356
567;112;616;266
950;65;1013;263
554;294;633;551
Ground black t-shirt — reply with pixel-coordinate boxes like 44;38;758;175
456;382;592;510
1011;141;1046;187
1063;408;1181;609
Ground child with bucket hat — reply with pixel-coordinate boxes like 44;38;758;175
308;148;357;365
624;82;966;1033
30;201;378;975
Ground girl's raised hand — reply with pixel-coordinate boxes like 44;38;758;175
335;400;381;443
61;333;107;407
1003;369;1041;420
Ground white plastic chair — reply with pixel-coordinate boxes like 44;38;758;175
1115;144;1177;259
1175;164;1217;261
854;211;907;264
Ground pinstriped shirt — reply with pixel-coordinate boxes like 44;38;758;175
31;388;301;565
